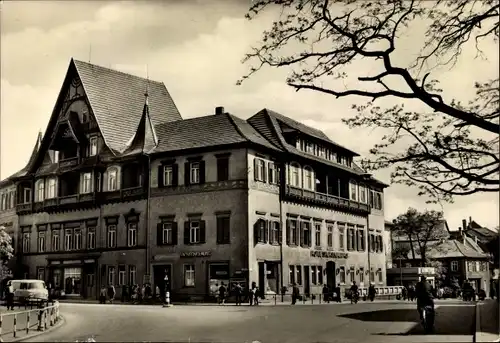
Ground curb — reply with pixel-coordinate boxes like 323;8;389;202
7;316;65;343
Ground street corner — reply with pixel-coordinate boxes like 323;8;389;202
1;315;65;343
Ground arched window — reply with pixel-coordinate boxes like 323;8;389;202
303;166;314;190
290;162;300;187
107;167;118;191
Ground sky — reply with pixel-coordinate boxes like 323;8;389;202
1;0;498;231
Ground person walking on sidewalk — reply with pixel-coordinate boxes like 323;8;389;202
322;284;330;303
368;283;376;302
291;283;300;305
107;284;116;304
218;282;227;305
99;285;107;304
6;281;14;310
234;282;243;306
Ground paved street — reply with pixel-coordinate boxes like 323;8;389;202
25;300;476;343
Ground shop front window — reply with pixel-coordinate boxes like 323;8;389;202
64;267;82;295
53;269;61;289
208;263;229;297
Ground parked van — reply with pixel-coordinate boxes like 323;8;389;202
8;279;49;304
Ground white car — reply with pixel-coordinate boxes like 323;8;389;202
9;279;49;304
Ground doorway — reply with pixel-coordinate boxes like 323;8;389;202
326;261;336;289
258;262;265;299
153;264;172;298
304;266;311;296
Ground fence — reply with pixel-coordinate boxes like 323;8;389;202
0;300;61;342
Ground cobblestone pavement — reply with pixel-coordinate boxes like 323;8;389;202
24;301;476;343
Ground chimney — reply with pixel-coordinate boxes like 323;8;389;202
215;106;225;115
462;219;467;232
458;226;462;236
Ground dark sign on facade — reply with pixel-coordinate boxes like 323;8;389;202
310;250;348;259
180;251;212;258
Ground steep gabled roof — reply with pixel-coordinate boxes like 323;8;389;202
1;131;43;185
152;113;280;153
121;94;159;156
73;59;182;153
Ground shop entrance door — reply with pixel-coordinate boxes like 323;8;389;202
326;261;336;289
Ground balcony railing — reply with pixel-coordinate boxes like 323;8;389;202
58;157;80;170
285;185;370;212
16;186;146;213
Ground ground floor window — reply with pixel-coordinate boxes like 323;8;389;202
339;267;346;284
184;265;195;287
53;270;61;289
208;263;229;296
64;267;82;295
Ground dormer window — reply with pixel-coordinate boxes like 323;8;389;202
89;137;98;156
35;180;45;202
306;142;314;154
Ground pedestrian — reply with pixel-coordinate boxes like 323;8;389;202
322;284;330;303
219;282;227;305
121;285;127;303
402;286;407;300
107;284;116;304
368;283;376;302
99;285;107;304
335;283;342;303
234;282;243;306
249;282;258;306
291;283;299;305
6;281;14;310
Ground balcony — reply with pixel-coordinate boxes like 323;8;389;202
16;203;32;214
101;186;145;203
58;157;80;172
284;185;370;213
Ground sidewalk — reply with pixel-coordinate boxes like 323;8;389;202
476;299;500;342
0;307;63;343
57;297;415;307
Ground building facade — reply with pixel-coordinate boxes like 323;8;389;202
391;220;491;293
6;59;388;300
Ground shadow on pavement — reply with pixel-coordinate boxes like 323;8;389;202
339;306;474;336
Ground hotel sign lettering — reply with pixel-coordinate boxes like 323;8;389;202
180;251;212;258
310;251;348;259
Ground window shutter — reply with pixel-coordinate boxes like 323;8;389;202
300;222;305;247
216;217;223;244
172;164;179;187
116;169;121;190
295;220;300;245
254;220;260;244
199;161;206;184
356;230;360;251
286;220;291;245
101;264;107;279
199;220;206;243
264;220;269;243
172;222;178;245
224;217;231;244
268;163;273;183
184;162;190;186
157;165;164;188
277;222;282;244
253;159;258;181
184;222;190;245
157;223;163;246
308;227;312;247
262;161;267;182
